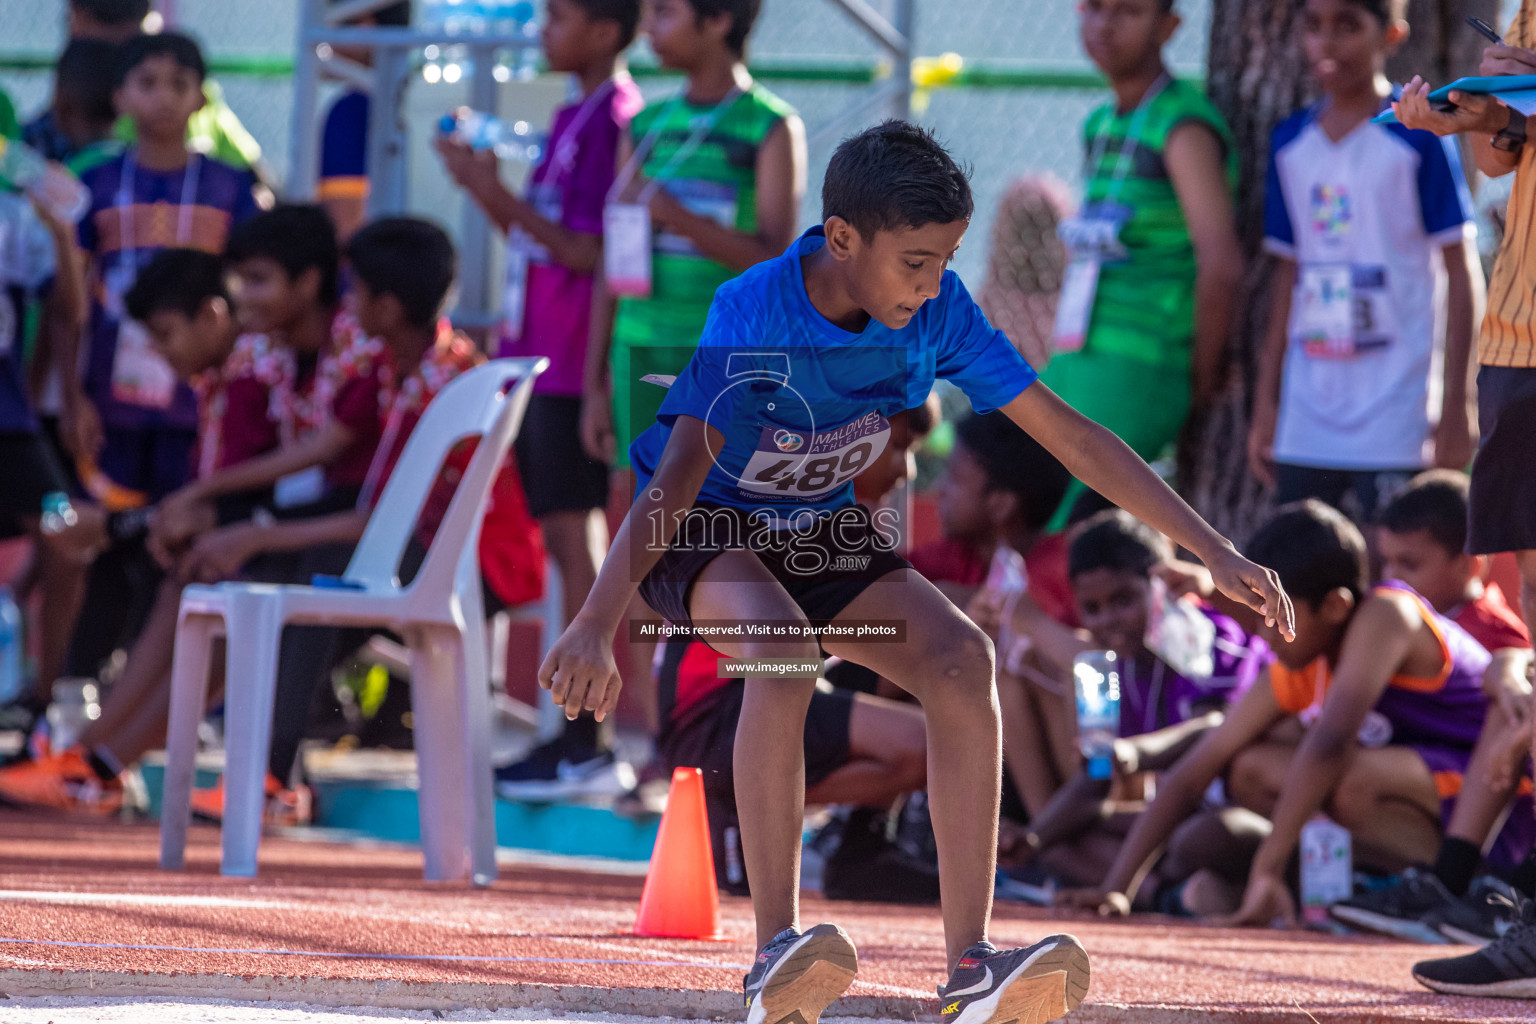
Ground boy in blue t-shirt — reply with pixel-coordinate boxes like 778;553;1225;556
65;32;261;512
1247;0;1480;523
540;121;1295;1024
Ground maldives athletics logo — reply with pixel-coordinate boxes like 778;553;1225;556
773;429;805;453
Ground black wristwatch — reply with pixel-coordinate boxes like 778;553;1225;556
1493;106;1528;153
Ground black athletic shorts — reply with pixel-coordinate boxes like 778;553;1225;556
1470;366;1536;555
638;502;911;648
0;430;70;537
514;394;609;518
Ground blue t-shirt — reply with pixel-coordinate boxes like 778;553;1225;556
0;193;58;433
629;228;1038;523
319;91;370;204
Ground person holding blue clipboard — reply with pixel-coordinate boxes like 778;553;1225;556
1394;4;1536;1005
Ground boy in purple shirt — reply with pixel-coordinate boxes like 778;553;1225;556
997;511;1271;889
437;0;642;793
64;32;261;512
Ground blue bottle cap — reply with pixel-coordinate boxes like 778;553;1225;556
438;113;458;135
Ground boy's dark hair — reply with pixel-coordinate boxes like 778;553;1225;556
116;31;207;88
1247;499;1369;607
329;0;411;26
954;412;1071;532
684;0;760;55
907;394;941;438
347;217;457;329
125;248;229;322
823;120;974;238
71;0;150;27
56;39;120;125
1348;0;1407;24
573;0;641;47
1378;469;1469;558
1068;510;1172;580
225;204;341;308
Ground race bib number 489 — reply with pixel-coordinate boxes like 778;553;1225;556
737;412;891;501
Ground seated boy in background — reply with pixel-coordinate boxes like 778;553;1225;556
917;411;1076;818
1001;511;1270;889
1065;501;1493;923
1329;471;1533;942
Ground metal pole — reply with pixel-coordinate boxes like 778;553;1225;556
458;42;500;325
366;45;409;216
287;0;324;199
891;0;915;121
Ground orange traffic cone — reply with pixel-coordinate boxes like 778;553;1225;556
633;767;725;940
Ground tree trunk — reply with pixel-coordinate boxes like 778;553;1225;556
1183;0;1497;543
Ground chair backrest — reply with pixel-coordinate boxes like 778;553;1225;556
344;357;547;598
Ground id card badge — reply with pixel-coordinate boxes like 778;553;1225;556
1053;256;1101;353
1297;265;1356;358
274;466;326;510
111;319;176;409
604;203;653;298
502;231;532;343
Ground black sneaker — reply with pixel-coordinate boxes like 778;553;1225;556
938;936;1090;1024
743;923;859;1024
1413;896;1536;999
1427;877;1523;946
1327;867;1454;943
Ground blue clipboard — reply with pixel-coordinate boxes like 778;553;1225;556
1374;75;1536;124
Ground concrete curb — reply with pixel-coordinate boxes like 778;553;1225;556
0;968;1512;1023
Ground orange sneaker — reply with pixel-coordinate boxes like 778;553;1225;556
191;773;313;828
0;749;123;814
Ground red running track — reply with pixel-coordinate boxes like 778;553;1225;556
0;812;1527;1022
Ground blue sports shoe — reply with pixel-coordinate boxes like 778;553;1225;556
743;923;859;1024
938;936;1091;1024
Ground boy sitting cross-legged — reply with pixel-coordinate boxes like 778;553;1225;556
538;120;1292;1024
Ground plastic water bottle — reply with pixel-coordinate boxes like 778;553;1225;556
1073;650;1120;780
45;678;100;752
40;491;78;536
1300;815;1352;926
0;588;22;707
0;138;89;225
439;109;545;164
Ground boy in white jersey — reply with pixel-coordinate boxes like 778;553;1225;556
1247;0;1482;523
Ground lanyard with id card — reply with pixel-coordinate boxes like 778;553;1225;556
109;152;201;409
504;81;618;341
603;87;744;300
1053;76;1166;354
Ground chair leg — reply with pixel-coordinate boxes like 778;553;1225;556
160;612;219;871
408;623;473;882
458;612;498;886
219;593;285;878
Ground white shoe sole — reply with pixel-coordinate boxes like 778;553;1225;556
746;923;859;1024
1413;971;1536;999
948;934;1091;1024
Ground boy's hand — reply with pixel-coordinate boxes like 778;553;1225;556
1432;401;1477;470
433;135;500;195
149;492;215;569
539;617;623;722
1222;871;1296;929
1151;559;1215;600
1055;887;1131;917
1202;545;1295;641
580;385;616;463
1481;43;1536;76
184;522;264;583
1393;76;1509;137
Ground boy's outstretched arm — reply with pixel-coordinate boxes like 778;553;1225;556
1227;595;1415;927
1164;122;1244;410
1057;680;1286;913
538;414;719;720
1002;384;1295;639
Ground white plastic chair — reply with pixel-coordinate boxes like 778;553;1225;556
159;357;547;883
